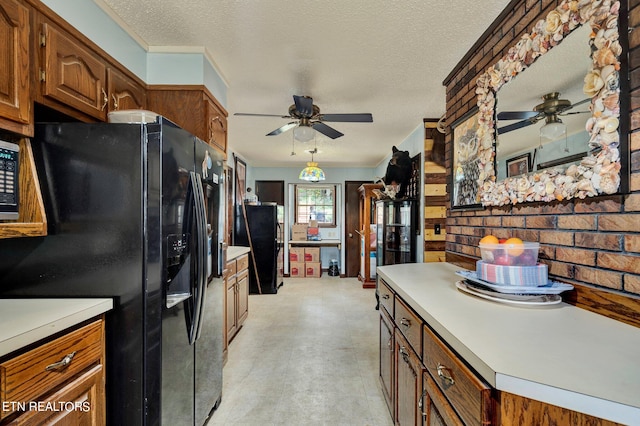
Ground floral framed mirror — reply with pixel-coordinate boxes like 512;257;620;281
475;0;629;206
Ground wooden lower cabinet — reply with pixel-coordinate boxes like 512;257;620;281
0;318;106;425
379;278;623;426
225;254;249;345
495;392;621;426
422;324;492;426
379;307;394;418
225;272;238;342
395;330;423;425
236;270;249;325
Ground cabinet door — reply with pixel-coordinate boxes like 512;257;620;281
107;68;146;112
40;22;107;120
236;270;248;325
0;0;30;134
422;372;463;426
226;275;237;342
395;330;423;426
380;309;394;419
205;97;226;152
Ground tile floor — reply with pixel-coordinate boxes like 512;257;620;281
209;276;394;426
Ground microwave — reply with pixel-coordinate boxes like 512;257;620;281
0;140;19;220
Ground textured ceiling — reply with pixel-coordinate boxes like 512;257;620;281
98;0;512;167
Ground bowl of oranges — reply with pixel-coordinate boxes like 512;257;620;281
478;235;539;266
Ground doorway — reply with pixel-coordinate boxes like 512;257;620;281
344;181;370;278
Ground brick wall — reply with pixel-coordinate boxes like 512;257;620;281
444;0;640;297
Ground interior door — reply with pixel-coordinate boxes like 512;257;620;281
344;181;369;277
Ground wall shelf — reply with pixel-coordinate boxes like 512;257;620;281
0;138;47;239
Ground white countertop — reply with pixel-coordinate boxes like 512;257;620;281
377;263;640;425
227;246;250;261
0;298;113;358
288;239;341;246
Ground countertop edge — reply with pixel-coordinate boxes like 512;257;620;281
496;373;640;425
0;298;113;358
227;246;250;261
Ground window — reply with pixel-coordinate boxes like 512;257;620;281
295;184;336;227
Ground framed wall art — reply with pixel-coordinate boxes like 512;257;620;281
506;153;531;178
451;107;482;210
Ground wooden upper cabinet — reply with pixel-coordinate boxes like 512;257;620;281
0;0;31;136
206;96;227;152
107;67;146;112
148;85;228;153
38;21;108;121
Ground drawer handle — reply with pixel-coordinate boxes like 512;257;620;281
399;346;410;363
381;294;390;300
400;317;411;328
399;346;417;378
418;389;427;419
437;363;455;386
45;351;76;371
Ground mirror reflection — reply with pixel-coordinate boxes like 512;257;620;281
474;0;625;206
495;24;592;180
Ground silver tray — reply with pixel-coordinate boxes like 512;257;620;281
456;281;563;306
455;270;574;295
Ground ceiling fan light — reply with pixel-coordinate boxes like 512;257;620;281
539;119;566;140
294;125;315;142
299;161;326;182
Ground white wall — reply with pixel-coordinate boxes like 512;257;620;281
42;0;228;107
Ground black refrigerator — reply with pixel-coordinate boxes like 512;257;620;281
0;118;225;426
234;204;283;294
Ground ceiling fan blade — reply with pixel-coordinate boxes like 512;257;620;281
497;118;538;135
560;110;590;116
569;98;591;109
267;121;298;136
234;112;291;118
312;122;344;139
497;111;539;121
293;95;314;117
319;113;373;123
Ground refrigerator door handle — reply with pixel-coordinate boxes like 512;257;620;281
191;172;208;342
187;172;207;344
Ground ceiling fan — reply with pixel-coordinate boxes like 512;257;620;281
497;92;590;135
234;95;373;140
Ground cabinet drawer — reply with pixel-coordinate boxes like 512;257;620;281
236;254;249;272
394;297;422;357
378;279;394;317
6;364;105;425
422;324;492;426
0;320;103;416
226;259;237;277
236;269;249;282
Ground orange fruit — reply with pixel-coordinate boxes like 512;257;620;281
504;237;524;256
479;235;499;245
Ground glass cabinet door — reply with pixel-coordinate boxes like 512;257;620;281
377;200;416;266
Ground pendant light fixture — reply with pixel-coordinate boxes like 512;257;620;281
299;147;325;182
